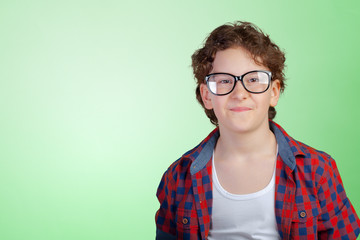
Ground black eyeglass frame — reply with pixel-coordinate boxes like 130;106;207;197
205;70;272;96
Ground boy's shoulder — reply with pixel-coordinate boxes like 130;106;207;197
163;128;219;179
295;138;331;160
293;138;334;177
272;121;334;169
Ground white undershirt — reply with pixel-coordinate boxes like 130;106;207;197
208;151;280;240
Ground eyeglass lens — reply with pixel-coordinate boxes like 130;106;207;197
207;71;269;95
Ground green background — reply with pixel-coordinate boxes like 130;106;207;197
1;0;359;239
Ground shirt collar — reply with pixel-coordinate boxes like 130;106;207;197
189;121;305;175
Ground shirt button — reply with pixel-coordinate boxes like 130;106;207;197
182;218;188;224
300;211;307;218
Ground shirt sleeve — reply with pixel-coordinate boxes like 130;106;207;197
317;155;360;239
155;169;177;239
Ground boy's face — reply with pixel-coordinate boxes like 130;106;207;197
200;47;280;135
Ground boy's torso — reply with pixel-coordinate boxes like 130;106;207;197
155;121;360;240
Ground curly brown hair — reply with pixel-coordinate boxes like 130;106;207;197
191;21;286;125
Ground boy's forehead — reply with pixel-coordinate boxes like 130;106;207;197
212;47;267;73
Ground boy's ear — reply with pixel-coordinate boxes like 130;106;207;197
200;84;213;110
270;80;281;107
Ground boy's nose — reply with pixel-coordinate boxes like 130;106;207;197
231;81;250;99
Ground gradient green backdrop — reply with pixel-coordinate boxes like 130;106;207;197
1;0;359;239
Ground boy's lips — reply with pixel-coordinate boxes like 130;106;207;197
230;106;252;112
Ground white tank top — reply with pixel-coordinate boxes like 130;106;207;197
208;152;280;240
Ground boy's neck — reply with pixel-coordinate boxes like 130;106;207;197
215;123;277;162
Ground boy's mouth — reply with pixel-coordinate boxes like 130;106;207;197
230;107;252;112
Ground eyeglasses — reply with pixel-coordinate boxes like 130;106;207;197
205;70;272;95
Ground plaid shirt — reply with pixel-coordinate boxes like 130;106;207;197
155;121;360;239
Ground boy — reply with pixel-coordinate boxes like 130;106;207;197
155;21;360;239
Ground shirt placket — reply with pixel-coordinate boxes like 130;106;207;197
191;167;212;240
282;165;296;239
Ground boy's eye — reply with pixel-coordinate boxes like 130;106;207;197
248;77;259;83
218;79;233;84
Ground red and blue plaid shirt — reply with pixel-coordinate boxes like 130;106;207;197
155;121;360;239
